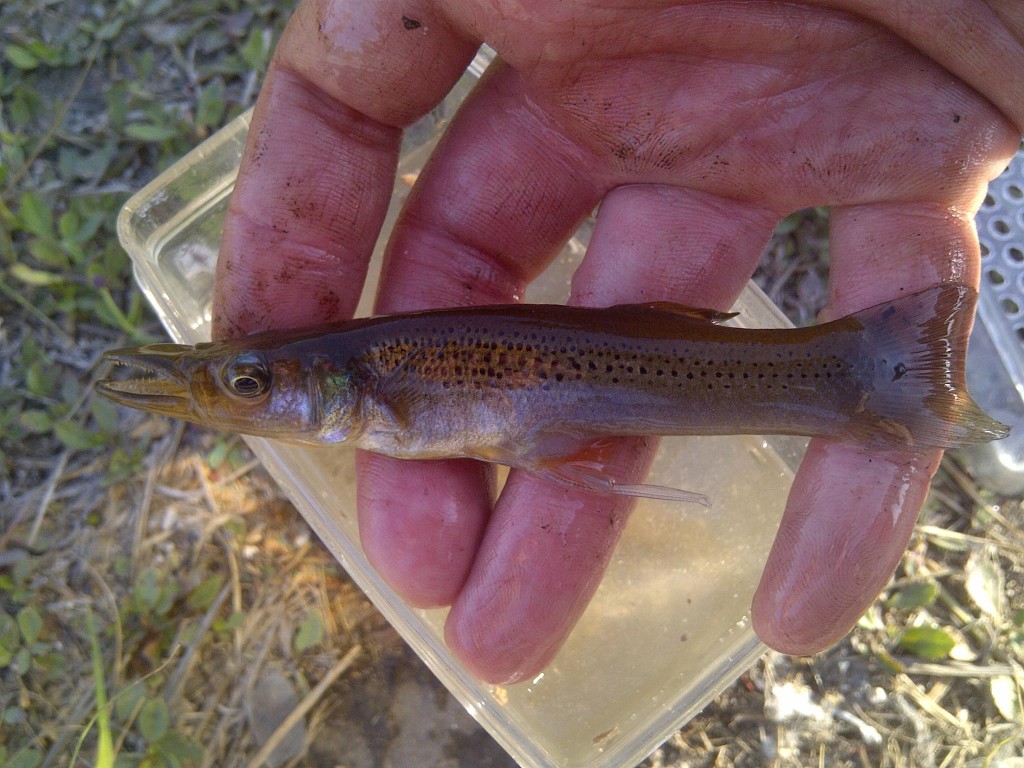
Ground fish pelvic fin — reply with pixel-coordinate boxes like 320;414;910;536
846;284;1009;450
514;437;713;507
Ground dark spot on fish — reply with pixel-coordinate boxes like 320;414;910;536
402;15;422;29
892;362;908;381
952;113;961;123
882;305;897;320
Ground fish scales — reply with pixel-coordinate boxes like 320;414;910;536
353;311;866;446
97;283;1010;505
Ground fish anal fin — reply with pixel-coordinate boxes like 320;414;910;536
525;438;712;507
611;301;738;323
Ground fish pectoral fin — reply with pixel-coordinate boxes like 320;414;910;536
614;301;738;324
522;439;712;507
370;346;436;430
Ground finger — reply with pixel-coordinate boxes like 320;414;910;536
445;184;780;683
751;201;979;654
356;63;605;607
212;0;478;339
356;454;495;607
822;0;1024;132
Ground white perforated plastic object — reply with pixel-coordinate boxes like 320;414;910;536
964;151;1024;493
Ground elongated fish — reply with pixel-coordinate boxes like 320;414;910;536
98;284;1008;506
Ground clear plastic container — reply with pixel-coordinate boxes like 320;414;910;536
118;50;804;768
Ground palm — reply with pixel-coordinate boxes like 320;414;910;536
213;0;1021;682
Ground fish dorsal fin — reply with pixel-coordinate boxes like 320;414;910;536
613;301;739;323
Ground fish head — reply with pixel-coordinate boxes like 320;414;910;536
97;339;361;444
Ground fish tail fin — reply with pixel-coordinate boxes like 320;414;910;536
846;284;1009;450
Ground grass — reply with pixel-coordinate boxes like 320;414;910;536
2;0;1023;766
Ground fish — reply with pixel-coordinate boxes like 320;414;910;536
97;284;1009;507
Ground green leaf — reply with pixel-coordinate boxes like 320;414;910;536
8;747;43;768
18;192;53;237
115;680;147;722
5;45;40;70
186;575;224;611
240;28;271;71
10;262;65;286
897;626;956;660
206;438;229;469
26;360;57;398
17;606;42;645
58;142;116;182
887;581;937;610
11;646;32;675
55;420;106;451
138;697;169;742
153;732;203;765
124;123;180;142
59;210;80;240
214;611;245;635
91;395;120;435
294;612;324;652
134;568;161;612
0;612;20;649
96;17;126;41
195;78;226;129
28;236;70;268
96;288;140;334
19;410;52;433
106;81;129;130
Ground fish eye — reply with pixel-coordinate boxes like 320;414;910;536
222;353;270;398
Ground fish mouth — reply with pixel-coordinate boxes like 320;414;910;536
96;343;195;419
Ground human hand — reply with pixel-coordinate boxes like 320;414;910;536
212;0;1023;682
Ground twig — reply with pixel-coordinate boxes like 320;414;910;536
27;449;70;546
904;661;1015;678
219;529;244;658
894;674;970;734
917;524;1024;557
244;644;362;768
213;457;262;487
165;585;231;710
132;421;184;569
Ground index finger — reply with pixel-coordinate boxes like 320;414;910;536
212;0;478;339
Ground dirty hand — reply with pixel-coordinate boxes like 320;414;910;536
212;0;1023;682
